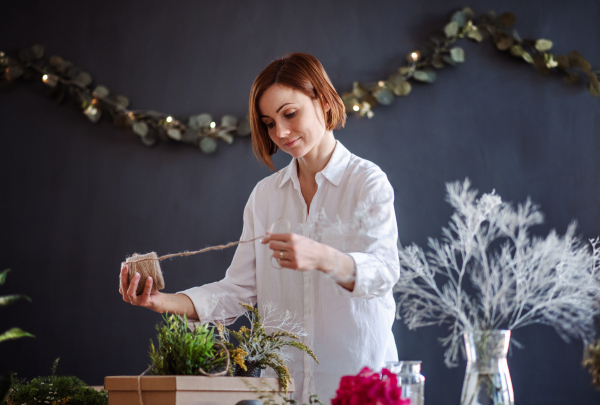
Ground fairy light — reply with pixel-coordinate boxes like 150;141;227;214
411;52;420;61
210;121;216;129
166;116;173;123
42;74;49;82
378;81;385;87
353;105;360;112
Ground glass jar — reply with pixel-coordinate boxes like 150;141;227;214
461;330;514;405
385;361;425;405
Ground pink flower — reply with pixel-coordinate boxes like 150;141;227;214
332;367;411;405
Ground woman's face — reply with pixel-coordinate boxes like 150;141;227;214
258;84;330;159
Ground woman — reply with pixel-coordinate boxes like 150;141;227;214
119;53;400;403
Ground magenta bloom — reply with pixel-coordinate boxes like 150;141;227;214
332;367;411;405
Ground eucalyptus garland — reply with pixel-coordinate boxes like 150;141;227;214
344;7;600;117
1;7;598;153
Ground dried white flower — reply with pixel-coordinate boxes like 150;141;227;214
394;178;600;367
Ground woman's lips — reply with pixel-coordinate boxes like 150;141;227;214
284;138;300;147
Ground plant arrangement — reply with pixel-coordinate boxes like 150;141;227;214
331;367;410;405
394;178;600;367
583;339;600;390
2;358;107;405
149;313;228;376
217;303;318;391
1;269;34;402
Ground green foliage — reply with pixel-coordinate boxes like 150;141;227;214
219;303;318;391
3;358;108;405
149;313;227;375
243;379;323;405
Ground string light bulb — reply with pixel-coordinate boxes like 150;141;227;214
353;105;360;112
166;116;173;123
378;81;385;87
411;52;420;61
210;121;216;129
42;74;49;82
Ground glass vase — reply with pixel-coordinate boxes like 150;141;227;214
461;330;514;405
386;361;425;405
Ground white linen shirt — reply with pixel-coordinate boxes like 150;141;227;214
179;140;400;403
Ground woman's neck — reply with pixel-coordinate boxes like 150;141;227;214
297;131;336;182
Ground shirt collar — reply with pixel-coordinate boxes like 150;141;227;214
278;140;351;188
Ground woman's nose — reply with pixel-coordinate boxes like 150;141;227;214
274;121;290;138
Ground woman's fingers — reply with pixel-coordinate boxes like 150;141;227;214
127;272;141;303
139;276;153;306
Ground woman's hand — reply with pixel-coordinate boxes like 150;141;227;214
119;261;200;318
119;261;166;312
262;233;356;291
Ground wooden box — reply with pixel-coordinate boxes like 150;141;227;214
104;376;294;405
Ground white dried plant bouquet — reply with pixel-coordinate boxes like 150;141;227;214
394;178;600;367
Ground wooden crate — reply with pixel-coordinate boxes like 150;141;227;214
104;375;294;405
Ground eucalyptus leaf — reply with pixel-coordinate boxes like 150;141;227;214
93;85;110;98
221;114;238;127
510;45;524;57
0;294;31;307
567;51;591;72
451;11;467;28
467;28;483;42
556;55;569;71
188;113;212;130
115;95;130;108
392;80;412;96
494;33;514;51
141;133;158;147
413;70;436;83
237;116;251;136
444;21;459;38
374;87;394;105
442;55;456;66
512;29;522;43
432;57;445;69
533;54;550;76
352;81;368;98
0;269;8;285
83;104;102;123
132;121;149;137
49;55;64;68
167;128;182;141
522;52;533;64
73;71;92;87
535;39;553;52
217;131;234;144
29;44;44;60
450;47;465;63
0;327;34;343
480;10;497;26
200;137;218;154
499;12;516;28
399;67;412;75
588;74;600;97
462;7;475;19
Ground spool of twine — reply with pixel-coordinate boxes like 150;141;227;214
125;218;291;295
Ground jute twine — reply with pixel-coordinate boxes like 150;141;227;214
126;236;264;295
126;218;290;295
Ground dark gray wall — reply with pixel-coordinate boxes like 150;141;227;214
1;1;599;404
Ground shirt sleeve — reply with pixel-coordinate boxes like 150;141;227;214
177;187;258;327
334;169;400;299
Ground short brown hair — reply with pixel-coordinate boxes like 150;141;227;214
249;53;346;171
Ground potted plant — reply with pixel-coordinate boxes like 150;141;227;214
394;179;600;405
3;358;108;405
0;269;34;402
105;312;293;404
217;303;318;392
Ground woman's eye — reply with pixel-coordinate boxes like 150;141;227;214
285;111;296;119
266;122;275;129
